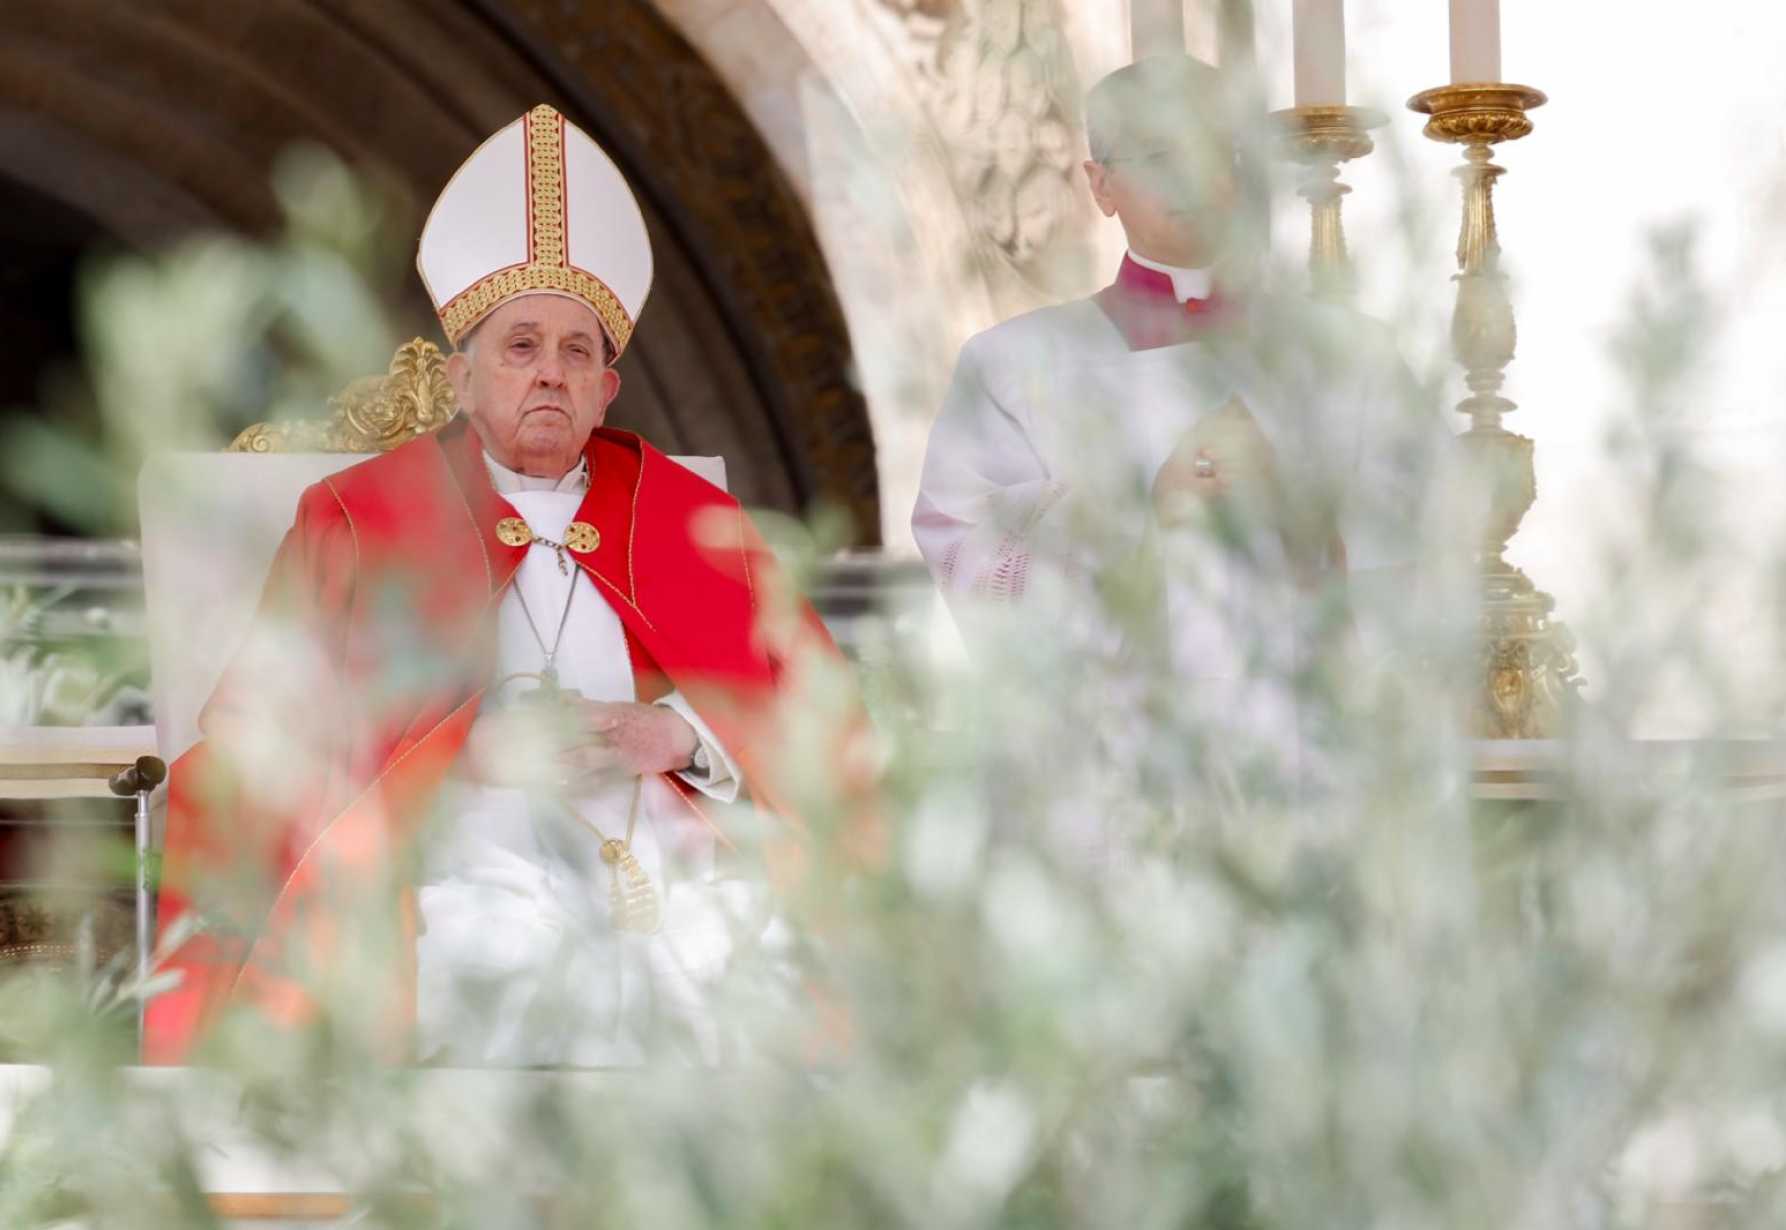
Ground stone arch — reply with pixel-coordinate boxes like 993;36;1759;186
652;0;1134;551
0;0;878;541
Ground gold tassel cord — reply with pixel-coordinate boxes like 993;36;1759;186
602;840;662;935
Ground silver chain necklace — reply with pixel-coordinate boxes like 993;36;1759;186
511;549;580;690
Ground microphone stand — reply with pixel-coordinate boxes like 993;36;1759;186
109;755;167;1046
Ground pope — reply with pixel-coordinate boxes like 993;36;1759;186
144;105;851;1066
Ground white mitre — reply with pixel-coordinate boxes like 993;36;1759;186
417;104;653;357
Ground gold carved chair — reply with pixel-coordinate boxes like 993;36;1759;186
225;337;460;456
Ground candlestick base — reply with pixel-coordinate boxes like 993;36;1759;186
1270;106;1386;299
1480;561;1582;739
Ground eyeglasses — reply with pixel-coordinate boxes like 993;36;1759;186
1101;147;1244;178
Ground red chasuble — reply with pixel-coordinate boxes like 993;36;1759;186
143;421;848;1063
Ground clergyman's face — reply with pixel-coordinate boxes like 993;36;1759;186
1084;132;1240;268
447;294;621;478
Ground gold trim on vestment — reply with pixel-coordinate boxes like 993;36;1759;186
320;478;361;578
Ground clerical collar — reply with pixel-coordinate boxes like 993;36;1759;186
1125;250;1213;303
1095;255;1231;352
483;452;589;495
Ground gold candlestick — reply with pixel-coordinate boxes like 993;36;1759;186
1408;83;1581;739
1271;105;1386;300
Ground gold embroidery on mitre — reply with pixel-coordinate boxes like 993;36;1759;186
526;105;567;265
440;266;632;354
436;104;635;355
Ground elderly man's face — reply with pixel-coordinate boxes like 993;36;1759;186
446;294;620;478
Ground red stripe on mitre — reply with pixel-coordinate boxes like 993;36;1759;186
556;114;569;267
523;109;536;264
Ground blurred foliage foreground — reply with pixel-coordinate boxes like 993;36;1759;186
2;152;1786;1230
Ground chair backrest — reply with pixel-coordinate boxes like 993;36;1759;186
139;450;726;766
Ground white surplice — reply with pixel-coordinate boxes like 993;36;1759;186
414;454;747;1069
911;263;1449;830
911;263;1438;649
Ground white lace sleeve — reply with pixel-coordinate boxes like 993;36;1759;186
912;334;1067;607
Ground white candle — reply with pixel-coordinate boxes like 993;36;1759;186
1130;0;1186;60
1449;0;1502;83
1292;0;1346;106
1217;0;1258;75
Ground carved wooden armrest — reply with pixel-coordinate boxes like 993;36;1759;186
228;338;459;454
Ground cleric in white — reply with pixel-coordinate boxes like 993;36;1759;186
910;54;1448;790
912;54;1443;635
